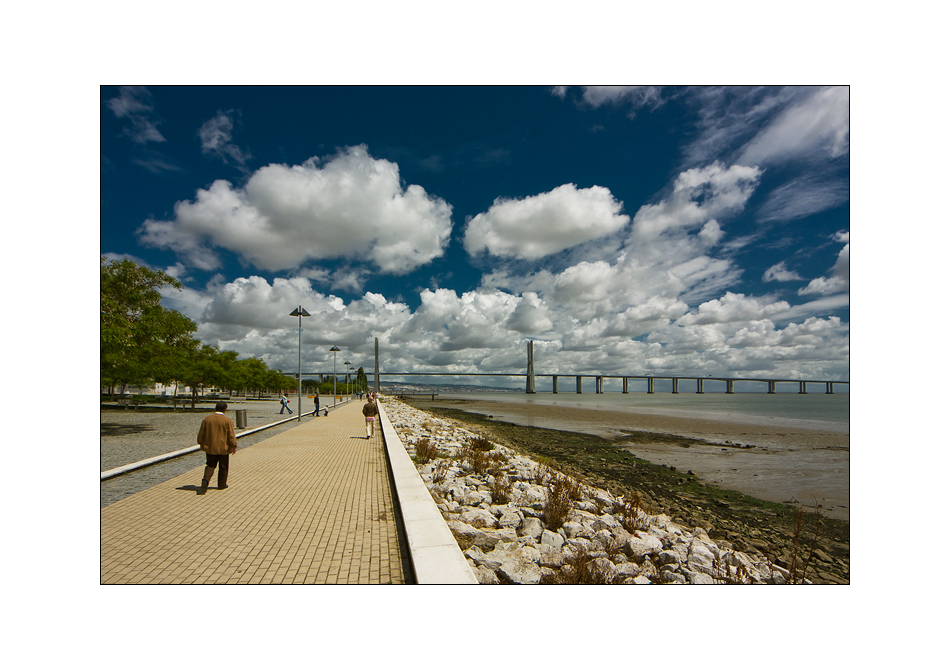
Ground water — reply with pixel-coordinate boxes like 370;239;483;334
435;391;850;433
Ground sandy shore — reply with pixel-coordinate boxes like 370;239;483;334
417;398;849;521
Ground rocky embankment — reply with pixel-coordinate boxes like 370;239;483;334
384;398;801;585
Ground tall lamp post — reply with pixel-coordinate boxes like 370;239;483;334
290;306;311;421
344;361;351;398
330;346;340;399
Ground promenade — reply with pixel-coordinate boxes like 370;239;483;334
100;400;412;584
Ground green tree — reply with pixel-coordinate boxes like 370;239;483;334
100;256;195;397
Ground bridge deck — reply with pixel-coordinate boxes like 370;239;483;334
100;401;412;584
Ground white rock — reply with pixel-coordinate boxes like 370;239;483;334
626;532;663;559
519;516;543;540
540;529;564;550
459;507;497;529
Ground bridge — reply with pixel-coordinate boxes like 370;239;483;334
298;339;849;395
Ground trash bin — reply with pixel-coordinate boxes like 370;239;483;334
236;409;247;429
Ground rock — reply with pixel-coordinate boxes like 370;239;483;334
626;532;663;560
497;508;523;529
487;544;542;584
614;562;641;579
540;529;564;550
519;516;543;540
475;565;500;584
459;507;497;529
560;522;585;539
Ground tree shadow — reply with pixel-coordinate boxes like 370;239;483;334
101;423;154;437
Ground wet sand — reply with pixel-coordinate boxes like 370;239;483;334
419;398;850;521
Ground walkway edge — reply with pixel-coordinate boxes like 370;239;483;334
377;401;478;584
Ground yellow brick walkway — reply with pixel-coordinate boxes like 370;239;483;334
100;400;411;584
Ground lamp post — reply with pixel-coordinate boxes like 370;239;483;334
330;346;340;400
290;306;311;421
344;361;351;399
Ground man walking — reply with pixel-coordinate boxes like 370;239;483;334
279;393;293;414
313;391;320;417
362;395;379;439
197;401;238;492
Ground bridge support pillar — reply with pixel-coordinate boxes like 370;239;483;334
726;380;734;394
799;381;807;394
622;377;629;393
826;382;834;394
768;381;776;394
576;376;583;393
526;341;536;394
672;377;679;394
552;375;558;394
647;377;654;394
595;376;602;393
696;378;704;394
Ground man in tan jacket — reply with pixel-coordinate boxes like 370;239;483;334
197;401;238;492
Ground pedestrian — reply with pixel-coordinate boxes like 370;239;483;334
279;393;293;414
313;391;320;417
362;396;379;439
197;401;238;492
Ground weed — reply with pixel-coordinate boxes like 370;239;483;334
490;474;513;504
713;555;754;584
541;546;619;584
619;492;652;533
460;436;506;474
785;507;823;584
413;437;441;464
543;475;583;530
432;461;449;484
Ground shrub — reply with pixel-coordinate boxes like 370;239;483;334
413;437;441;464
460;436;506;474
541;546;619;584
542;475;582;530
619;492;651;533
491;474;513;504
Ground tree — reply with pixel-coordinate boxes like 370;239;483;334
101;256;195;397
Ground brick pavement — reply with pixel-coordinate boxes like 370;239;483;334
100;400;412;584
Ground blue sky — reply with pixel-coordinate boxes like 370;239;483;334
101;85;849;385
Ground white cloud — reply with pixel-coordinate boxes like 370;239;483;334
799;241;849;296
138;145;453;274
579;86;663;116
464;184;629;259
676;292;791;326
629;163;761;243
107;86;166;144
763;261;803;282
738;86;849;167
198;110;251;169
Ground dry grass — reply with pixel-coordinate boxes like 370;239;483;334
460;436;506;474
541;546;619;584
542;474;583;530
619;491;652;533
785;508;823;584
412;437;441;464
490;474;513;504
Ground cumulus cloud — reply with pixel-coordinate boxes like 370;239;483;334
799;239;849;296
464;184;629;260
676;292;791;326
107;86;166;144
198;110;252;169
138;145;453;274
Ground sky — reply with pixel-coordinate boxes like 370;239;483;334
101;85;849;387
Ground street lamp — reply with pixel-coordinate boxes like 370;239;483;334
290;306;311;421
330;346;340;399
344;361;351;398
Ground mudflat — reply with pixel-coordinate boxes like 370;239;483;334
416;398;849;522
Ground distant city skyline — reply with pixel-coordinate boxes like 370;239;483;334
101;86;849;383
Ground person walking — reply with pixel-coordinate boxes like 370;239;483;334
362;396;379;439
279;393;293;414
313;391;320;417
197;401;238;492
